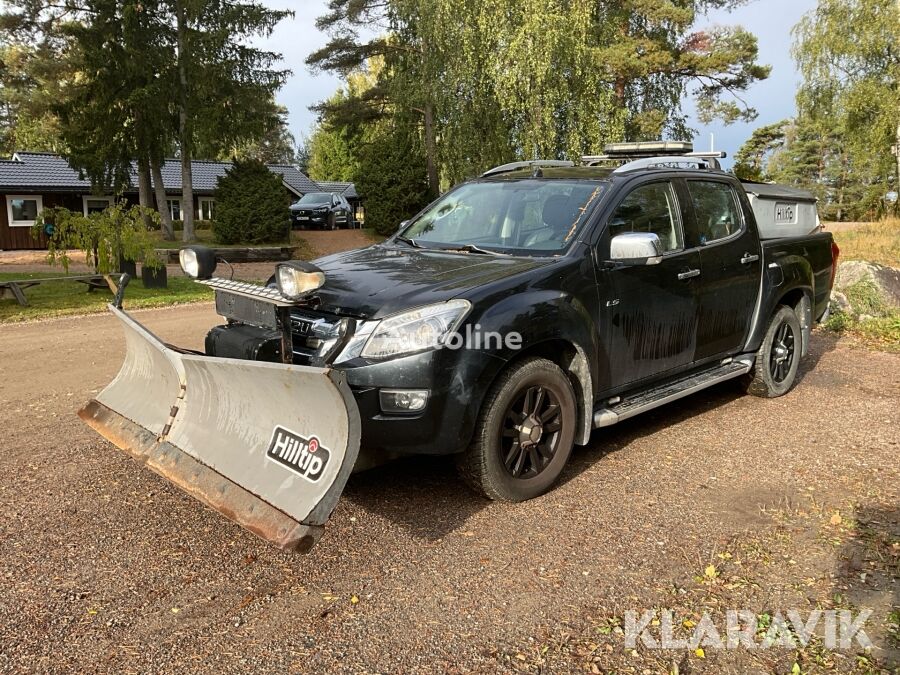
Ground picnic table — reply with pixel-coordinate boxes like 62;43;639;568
0;274;122;307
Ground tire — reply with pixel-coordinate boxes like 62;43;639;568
457;357;577;501
743;305;802;398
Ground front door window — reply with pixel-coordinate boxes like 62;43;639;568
608;182;684;253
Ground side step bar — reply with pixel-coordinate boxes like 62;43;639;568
593;359;753;428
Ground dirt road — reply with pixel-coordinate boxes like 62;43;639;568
0;307;897;673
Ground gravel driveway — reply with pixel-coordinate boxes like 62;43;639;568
0;306;897;673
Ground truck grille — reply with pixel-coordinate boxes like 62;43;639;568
289;312;352;366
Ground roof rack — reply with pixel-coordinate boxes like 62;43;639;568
481;159;575;177
610;153;727;173
582;142;727;170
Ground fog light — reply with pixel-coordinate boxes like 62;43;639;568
379;389;429;414
276;261;325;299
179;245;217;280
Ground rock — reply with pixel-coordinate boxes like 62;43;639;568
829;291;852;314
834;261;900;309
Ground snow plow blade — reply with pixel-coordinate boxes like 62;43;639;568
79;305;360;553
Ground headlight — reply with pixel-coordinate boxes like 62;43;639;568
276;261;325;299
360;299;471;359
179;245;217;279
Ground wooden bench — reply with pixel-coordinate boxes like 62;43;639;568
0;274;121;307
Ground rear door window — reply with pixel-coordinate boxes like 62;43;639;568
687;181;743;245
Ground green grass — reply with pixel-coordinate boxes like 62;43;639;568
823;278;900;351
0;272;212;323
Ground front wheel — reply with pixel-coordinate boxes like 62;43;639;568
743;305;802;398
457;358;577;501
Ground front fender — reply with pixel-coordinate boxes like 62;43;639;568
468;289;598;445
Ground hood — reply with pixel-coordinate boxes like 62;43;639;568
307;244;553;318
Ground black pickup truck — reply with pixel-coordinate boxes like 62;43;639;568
82;152;839;551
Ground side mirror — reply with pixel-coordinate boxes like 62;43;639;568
609;232;663;266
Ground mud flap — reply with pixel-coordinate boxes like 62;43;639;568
79;305;360;553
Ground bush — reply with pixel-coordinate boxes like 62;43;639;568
34;202;162;273
213;158;290;244
354;121;433;236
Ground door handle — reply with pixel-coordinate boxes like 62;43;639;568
741;253;760;264
677;269;700;280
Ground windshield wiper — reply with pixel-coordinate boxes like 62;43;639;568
449;243;509;256
396;235;423;248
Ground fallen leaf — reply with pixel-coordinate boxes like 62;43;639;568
170;607;180;614
350;595;359;605
695;648;705;659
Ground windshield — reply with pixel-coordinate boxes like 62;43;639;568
297;193;331;206
399;179;605;254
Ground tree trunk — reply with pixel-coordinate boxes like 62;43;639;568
423;102;439;197
613;75;629;140
176;0;195;243
137;155;154;230
614;76;627;109
151;157;174;240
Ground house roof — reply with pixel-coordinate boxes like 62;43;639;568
0;151;325;197
315;180;359;199
270;164;322;195
0;152;92;192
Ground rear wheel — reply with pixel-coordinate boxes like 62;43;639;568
743;305;801;398
457;358;576;501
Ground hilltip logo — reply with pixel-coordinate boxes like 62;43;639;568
624;609;873;651
266;426;330;482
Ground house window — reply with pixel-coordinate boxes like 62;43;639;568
6;195;43;227
82;195;114;216
167;199;182;221
199;198;215;221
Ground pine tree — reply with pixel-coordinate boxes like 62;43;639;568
213;158;290;244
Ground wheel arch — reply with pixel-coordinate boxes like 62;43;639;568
776;287;813;358
746;283;814;357
481;338;594;446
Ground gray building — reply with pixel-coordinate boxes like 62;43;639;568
0;152;358;250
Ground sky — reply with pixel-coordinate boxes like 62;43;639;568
266;0;819;169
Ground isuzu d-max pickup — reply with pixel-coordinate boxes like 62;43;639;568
81;150;839;552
